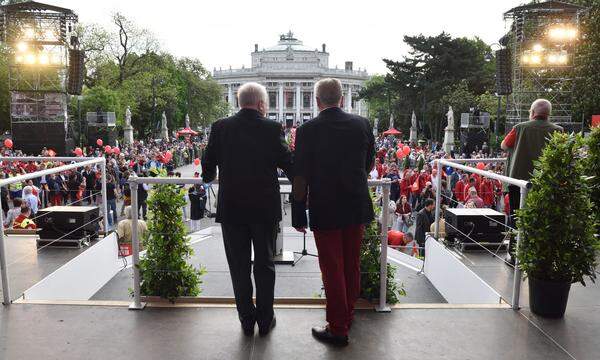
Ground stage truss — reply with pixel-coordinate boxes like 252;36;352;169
503;1;586;129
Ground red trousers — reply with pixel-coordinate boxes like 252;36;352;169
313;224;364;336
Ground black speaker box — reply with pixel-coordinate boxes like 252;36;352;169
12;122;74;155
87;126;117;147
445;208;505;244
495;48;512;96
460;129;488;155
68;49;85;95
37;206;100;242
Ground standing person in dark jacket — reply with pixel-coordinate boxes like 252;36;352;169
415;198;435;257
292;78;375;346
201;82;292;336
188;184;206;232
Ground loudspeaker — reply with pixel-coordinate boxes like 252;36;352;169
67;49;84;95
37;206;100;247
445;208;505;244
495;49;512;96
87;125;117;147
12;122;74;155
460;129;488;155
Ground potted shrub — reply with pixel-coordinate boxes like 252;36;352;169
517;132;598;318
585;127;600;235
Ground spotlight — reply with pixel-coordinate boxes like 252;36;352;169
38;53;50;65
16;41;28;52
530;54;542;65
547;53;559;64
23;27;35;39
521;54;531;64
532;43;544;52
548;25;578;41
24;53;36;65
15;55;24;64
558;54;568;65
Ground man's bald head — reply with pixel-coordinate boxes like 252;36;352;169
315;78;343;109
530;99;552;120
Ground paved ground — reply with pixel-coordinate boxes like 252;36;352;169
0;303;592;360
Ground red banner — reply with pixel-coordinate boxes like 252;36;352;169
592;115;600;128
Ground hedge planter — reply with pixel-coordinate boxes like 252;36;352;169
529;277;571;318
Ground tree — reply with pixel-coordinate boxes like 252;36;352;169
73;23;111;87
383;33;495;141
0;45;9;131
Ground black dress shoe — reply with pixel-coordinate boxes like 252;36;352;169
311;326;348;346
241;318;255;336
258;316;276;336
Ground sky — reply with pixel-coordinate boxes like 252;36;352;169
52;0;525;75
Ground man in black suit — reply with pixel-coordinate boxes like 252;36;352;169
202;82;292;336
414;198;434;257
292;78;375;346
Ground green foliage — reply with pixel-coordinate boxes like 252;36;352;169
360;192;406;303
585;127;600;234
138;173;205;302
0;45;9;131
517;132;598;285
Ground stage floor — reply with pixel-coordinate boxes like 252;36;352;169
0;235;95;302
91;227;446;303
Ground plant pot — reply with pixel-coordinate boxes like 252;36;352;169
528;277;571;318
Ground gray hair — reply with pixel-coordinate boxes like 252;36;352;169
530;99;552;119
125;206;132;220
237;82;268;108
315;78;343;107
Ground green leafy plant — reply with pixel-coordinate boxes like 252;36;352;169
138;171;205;302
360;192;406;303
517;132;598;285
585;127;600;235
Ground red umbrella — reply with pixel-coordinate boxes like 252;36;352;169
383;128;402;136
177;127;199;137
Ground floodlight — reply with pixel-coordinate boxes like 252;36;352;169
548;25;578;41
521;54;531;64
38;53;50;65
558;54;568;64
547;54;559;64
532;43;544;52
16;42;28;52
530;54;542;65
15;55;24;64
23;27;35;39
25;53;36;65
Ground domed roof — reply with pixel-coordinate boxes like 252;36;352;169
263;31;318;52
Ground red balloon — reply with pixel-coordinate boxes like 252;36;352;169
112;147;120;155
194;158;200;166
104;145;112;154
402;145;411;156
388;230;405;247
74;147;83;156
395;149;404;159
96;139;103;146
3;138;13;149
476;162;485;170
164;151;172;161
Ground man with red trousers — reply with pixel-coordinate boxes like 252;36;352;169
292;78;375;346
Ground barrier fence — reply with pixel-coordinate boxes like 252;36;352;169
127;175;393;312
433;158;531;310
0;156;108;304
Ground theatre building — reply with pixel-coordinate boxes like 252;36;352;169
213;31;369;126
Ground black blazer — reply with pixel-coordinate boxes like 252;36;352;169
201;109;293;224
292;107;375;230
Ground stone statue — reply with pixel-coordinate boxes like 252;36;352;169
411;110;417;129
185;113;190;128
446;106;454;130
125;106;132;127
161;111;167;129
409;110;418;145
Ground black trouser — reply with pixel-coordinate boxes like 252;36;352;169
507;185;521;258
221;222;276;325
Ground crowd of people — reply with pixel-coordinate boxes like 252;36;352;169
0;137;206;233
369;134;509;256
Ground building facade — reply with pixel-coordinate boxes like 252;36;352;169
213;31;369;126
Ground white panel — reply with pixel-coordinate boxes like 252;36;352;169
424;236;502;304
24;233;120;301
387;247;423;272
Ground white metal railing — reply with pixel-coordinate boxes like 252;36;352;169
127;176;392;312
433;158;531;310
0;156;108;305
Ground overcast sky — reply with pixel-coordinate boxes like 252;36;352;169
53;0;524;75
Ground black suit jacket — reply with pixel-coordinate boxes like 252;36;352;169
201;109;293;224
415;208;433;244
292;107;375;231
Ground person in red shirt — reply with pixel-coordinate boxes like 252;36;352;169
454;174;468;203
400;169;413;199
479;177;494;207
13;206;36;230
395;195;412;233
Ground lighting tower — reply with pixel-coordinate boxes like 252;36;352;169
0;1;79;154
503;1;586;130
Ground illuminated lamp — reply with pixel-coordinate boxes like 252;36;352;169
24;53;36;65
15;55;24;64
530;54;542;65
521;54;530;64
532;43;544;52
38;53;50;65
16;41;28;52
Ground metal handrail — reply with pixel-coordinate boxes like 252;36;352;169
128;176;393;312
433;159;530;310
